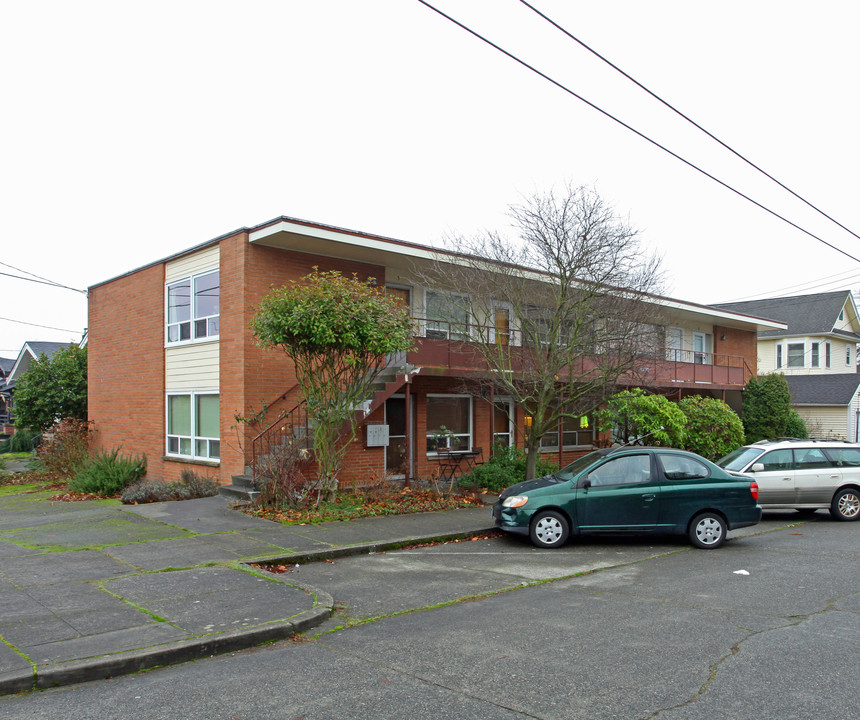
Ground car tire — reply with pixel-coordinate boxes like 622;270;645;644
529;510;569;549
830;488;860;521
688;512;727;549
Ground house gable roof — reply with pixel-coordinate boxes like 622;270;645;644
7;341;74;387
714;290;860;340
785;373;860;406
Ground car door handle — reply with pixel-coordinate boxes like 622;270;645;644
830;475;840;479
641;494;656;501
782;477;792;481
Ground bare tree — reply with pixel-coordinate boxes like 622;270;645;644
415;185;665;479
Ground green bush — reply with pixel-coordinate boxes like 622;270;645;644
678;395;745;461
120;470;219;504
69;450;146;496
742;373;793;443
596;388;686;447
784;410;809;439
458;444;558;493
2;429;41;453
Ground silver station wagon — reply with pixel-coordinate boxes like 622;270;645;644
717;438;860;521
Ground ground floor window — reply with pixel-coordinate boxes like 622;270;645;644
540;415;595;451
426;394;472;452
167;392;220;460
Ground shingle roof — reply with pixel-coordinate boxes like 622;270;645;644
714;291;858;339
785;373;860;406
0;357;14;375
25;341;73;358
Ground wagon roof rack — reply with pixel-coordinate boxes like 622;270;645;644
755;437;853;444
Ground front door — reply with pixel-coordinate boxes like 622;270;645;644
385;396;408;478
576;453;660;531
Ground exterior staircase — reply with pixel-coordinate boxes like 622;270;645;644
219;467;259;503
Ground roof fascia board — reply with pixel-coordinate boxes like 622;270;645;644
251;220;786;332
8;343;37;383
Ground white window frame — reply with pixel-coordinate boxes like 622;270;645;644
166;391;220;462
165;269;220;346
787;341;805;368
426;393;473;455
776;344;783;369
667;327;684;362
811;341;820;368
826;341;832;368
847;344;853;366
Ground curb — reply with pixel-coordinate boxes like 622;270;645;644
0;527;495;696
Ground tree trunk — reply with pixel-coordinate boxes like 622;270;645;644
525;442;540;481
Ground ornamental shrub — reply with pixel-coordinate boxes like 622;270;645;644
69;450;146;496
2;428;41;453
678;395;745;461
784;410;809;439
742;373;793;443
458;444;558;493
38;418;91;478
120;469;219;504
596;388;686;447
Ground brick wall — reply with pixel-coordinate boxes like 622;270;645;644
88;263;167;477
713;325;758;378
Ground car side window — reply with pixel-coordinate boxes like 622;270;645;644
794;448;833;470
759;449;793;471
588;455;651;487
658;454;710;480
822;447;860;467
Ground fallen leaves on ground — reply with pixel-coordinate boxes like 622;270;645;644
243;488;484;525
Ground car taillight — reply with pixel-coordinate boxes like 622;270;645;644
750;481;759;501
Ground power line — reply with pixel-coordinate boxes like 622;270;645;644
415;1;860;265
518;0;860;246
0;316;83;334
0;262;88;295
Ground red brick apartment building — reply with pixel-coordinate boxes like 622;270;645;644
87;216;785;487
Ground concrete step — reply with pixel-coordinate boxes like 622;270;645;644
218;473;259;503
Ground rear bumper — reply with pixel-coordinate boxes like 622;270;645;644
727;505;762;530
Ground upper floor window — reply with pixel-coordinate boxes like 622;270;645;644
787;342;804;368
847;345;852;366
166;270;219;344
826;342;831;368
776;344;783;369
425;290;470;341
811;342;820;368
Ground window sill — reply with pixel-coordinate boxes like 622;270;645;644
164;336;220;349
163;456;220;467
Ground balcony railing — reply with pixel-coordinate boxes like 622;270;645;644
406;316;753;388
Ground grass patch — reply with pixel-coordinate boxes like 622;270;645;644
244;488;484;525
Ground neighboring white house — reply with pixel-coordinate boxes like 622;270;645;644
716;291;860;440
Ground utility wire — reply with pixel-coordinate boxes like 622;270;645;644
519;0;860;245
0;316;82;334
0;261;88;295
0;270;88;294
415;0;860;265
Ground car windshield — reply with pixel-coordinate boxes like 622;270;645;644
555;451;609;481
717;446;765;471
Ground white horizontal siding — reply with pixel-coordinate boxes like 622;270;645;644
165;343;219;392
794;406;850;440
165;245;219;283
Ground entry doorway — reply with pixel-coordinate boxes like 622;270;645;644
385;395;413;479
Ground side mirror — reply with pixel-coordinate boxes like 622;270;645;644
750;463;764;473
579;477;592;489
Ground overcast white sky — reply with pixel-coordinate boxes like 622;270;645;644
2;0;860;357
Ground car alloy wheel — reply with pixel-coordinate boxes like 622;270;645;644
831;488;860;521
689;512;727;549
529;510;569;549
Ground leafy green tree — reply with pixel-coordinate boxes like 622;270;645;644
13;346;87;432
251;269;414;501
742;373;793;443
596;388;686;447
678;395;744;460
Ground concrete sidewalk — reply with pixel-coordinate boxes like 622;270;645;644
0;488;494;694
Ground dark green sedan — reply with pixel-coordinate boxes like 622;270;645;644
493;447;761;549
